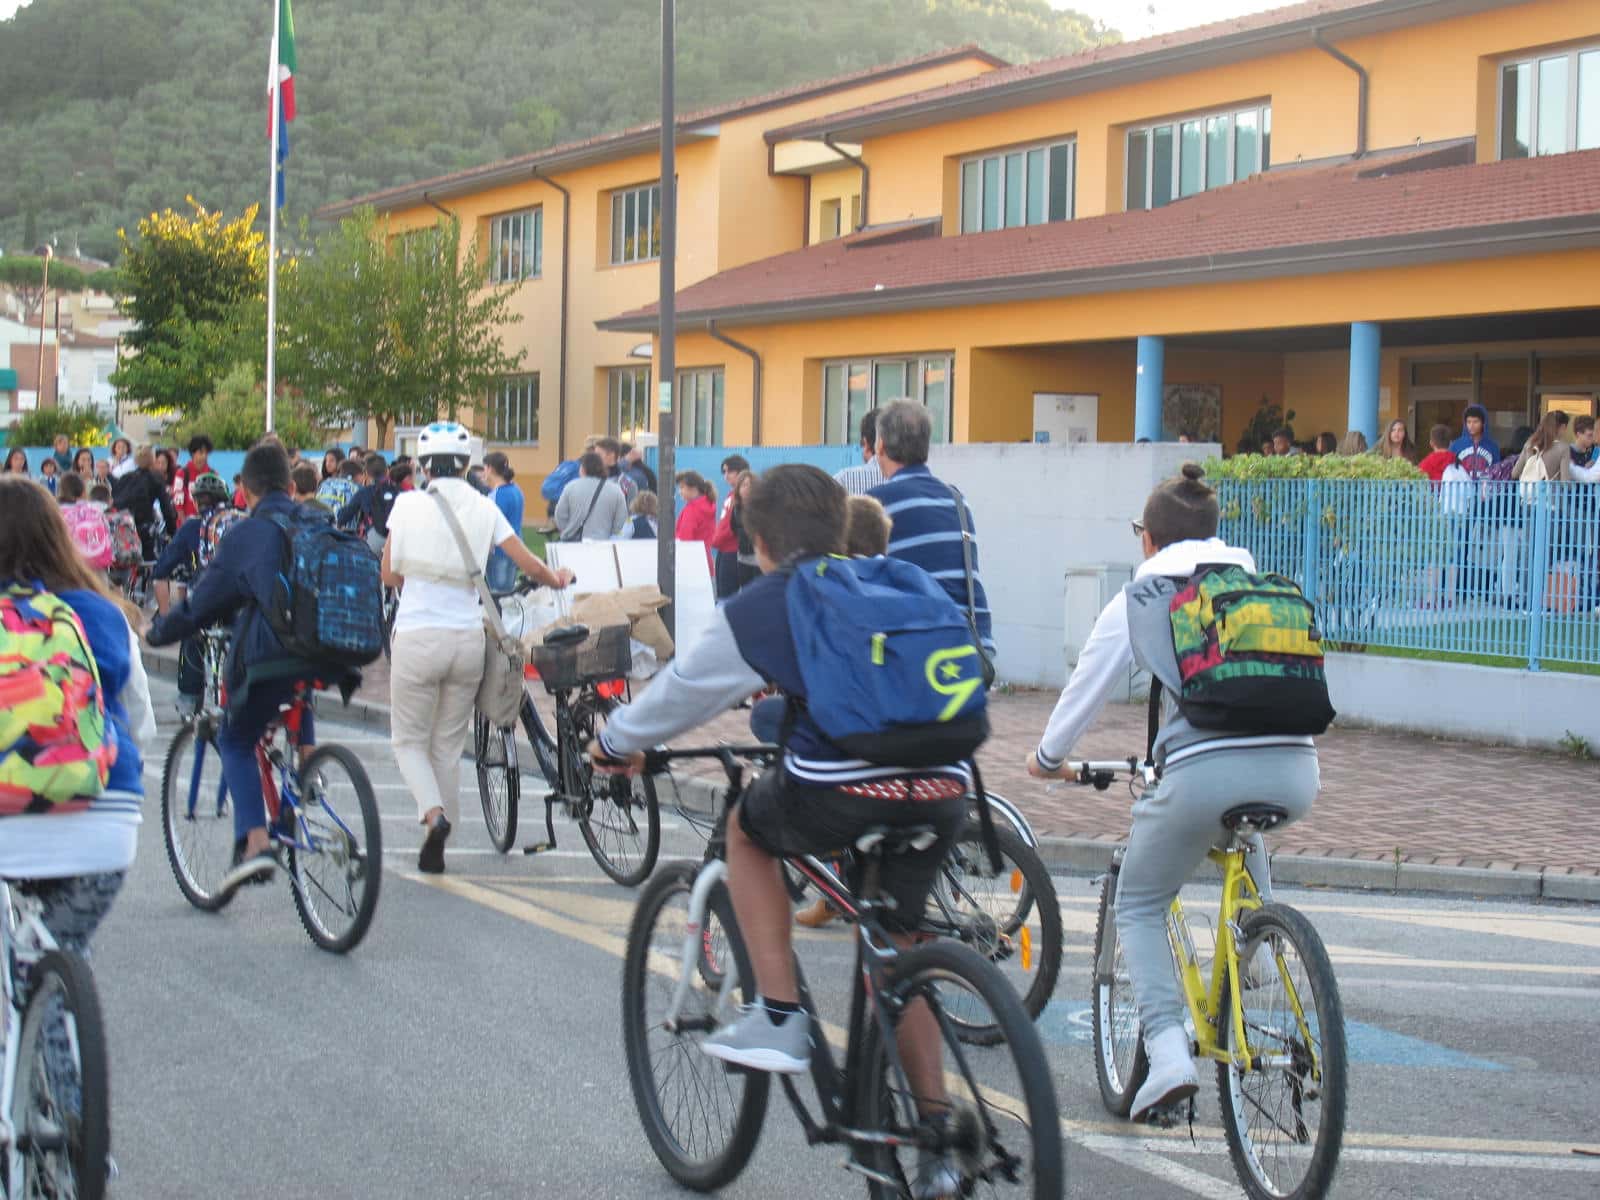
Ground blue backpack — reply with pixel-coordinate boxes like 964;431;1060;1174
262;512;385;668
785;556;989;767
541;460;581;504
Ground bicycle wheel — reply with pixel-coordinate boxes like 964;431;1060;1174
1091;864;1147;1117
474;712;520;853
622;862;769;1191
570;700;659;886
288;745;383;954
13;949;110;1200
160;724;237;912
854;940;1063;1200
930;822;1062;1044
1216;903;1348;1200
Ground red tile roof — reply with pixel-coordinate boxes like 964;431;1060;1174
767;0;1467;142
600;147;1600;329
318;46;1005;218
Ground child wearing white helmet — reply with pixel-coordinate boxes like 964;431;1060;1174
382;422;574;873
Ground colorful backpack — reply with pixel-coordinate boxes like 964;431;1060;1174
316;476;358;514
0;584;115;815
1165;564;1335;736
785;556;989;766
197;506;245;572
62;502;114;571
105;508;143;569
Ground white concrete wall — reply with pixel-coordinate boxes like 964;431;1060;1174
928;441;1214;687
1325;652;1600;750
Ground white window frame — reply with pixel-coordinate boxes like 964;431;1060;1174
958;138;1076;234
820;354;955;446
1497;43;1600;159
488;208;542;283
608;366;652;437
610;182;662;265
486;374;539;445
1124;103;1271;212
676;367;725;447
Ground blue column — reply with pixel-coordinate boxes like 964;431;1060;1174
1135;335;1165;443
1346;321;1381;447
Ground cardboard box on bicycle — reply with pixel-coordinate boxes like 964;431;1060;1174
522;586;674;663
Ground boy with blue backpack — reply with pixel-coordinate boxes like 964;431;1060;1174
148;441;383;896
594;465;988;1192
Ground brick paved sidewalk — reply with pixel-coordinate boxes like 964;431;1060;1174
154;648;1600;878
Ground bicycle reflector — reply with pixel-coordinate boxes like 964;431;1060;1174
596;678;627;700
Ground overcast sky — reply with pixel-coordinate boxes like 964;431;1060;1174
1;1;1285;37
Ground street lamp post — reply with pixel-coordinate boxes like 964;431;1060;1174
657;0;678;642
32;244;52;411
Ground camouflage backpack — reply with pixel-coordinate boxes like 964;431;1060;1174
0;584;115;815
198;505;246;572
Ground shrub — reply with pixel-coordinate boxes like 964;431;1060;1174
6;403;109;448
167;363;332;452
1206;452;1423;481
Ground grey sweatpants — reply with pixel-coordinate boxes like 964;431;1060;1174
1114;747;1319;1041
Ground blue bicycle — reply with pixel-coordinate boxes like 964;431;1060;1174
159;630;382;953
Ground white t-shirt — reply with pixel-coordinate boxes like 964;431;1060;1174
391;480;516;634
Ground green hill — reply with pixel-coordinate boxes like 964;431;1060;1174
0;0;1112;260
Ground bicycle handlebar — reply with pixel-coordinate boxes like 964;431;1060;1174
1061;758;1157;790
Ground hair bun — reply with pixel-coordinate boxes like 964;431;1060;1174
1180;462;1206;482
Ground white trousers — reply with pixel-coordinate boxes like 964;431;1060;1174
390;625;485;825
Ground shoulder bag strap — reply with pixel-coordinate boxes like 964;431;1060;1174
567;477;608;541
429;486;517;654
944;482;996;684
1145;679;1163;769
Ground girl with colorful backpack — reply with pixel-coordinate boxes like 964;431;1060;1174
0;476;156;1093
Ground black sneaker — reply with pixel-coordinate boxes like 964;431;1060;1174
418;814;452;874
219;845;280;896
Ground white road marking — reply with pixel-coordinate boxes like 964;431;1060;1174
1138;1136;1600;1173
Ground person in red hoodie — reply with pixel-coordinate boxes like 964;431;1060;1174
173;434;214;521
674;471;718;572
1417;424;1456;482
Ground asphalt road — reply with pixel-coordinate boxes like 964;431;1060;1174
92;673;1600;1199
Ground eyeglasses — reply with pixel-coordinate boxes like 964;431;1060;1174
1131;520;1146;539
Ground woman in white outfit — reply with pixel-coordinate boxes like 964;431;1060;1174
381;422;573;874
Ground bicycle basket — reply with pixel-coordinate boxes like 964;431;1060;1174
528;624;632;693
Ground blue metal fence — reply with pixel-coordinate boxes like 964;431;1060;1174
1219;479;1600;671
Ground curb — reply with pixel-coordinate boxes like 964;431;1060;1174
142;649;1599;905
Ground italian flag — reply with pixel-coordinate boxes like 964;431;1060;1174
269;0;297;206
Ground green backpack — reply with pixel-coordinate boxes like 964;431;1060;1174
1165;564;1335;736
0;583;115;815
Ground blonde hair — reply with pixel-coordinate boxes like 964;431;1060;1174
630;491;659;518
845;495;892;558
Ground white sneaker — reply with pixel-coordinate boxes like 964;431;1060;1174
1131;1026;1199;1122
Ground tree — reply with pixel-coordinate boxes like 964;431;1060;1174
281;210;522;449
0;255;87;321
110;198;266;417
168;362;330;452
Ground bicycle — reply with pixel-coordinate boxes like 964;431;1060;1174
472;584;659;886
621;745;1063;1198
159;629;383;954
1070;758;1347;1200
1;878;110;1200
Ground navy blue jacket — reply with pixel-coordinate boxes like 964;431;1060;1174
146;491;303;704
151;516;203;582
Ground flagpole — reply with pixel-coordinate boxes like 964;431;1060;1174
265;0;282;433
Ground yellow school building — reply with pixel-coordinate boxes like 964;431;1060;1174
325;0;1600;491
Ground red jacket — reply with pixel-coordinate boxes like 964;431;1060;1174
174;459;209;521
710;495;739;554
675;494;717;570
1417;449;1455;482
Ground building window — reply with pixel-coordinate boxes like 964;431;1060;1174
959;140;1075;234
609;366;651;437
1500;45;1600;159
821;355;954;446
1126;104;1271;211
489;209;542;283
487;375;539;445
610;182;662;265
677;368;725;446
821;198;843;241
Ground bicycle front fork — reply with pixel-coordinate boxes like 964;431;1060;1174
663;860;736;1032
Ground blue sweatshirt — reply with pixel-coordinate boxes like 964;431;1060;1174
1448;432;1500;478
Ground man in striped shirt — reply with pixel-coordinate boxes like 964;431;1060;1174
867;400;994;653
833;409;884;496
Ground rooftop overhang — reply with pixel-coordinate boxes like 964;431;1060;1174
316;125;720;221
766;0;1507;144
597;213;1600;333
771;139;864;176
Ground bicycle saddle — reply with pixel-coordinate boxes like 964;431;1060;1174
853;825;940;856
543;623;590;647
1220;804;1290;834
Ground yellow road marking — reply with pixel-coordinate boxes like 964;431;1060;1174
1359;911;1600;950
400;870;1600;1163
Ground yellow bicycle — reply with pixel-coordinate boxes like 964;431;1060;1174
1069;758;1347;1200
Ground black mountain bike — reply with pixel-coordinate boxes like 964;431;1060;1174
473;585;660;886
622;745;1063;1198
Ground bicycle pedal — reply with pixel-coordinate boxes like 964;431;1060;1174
523;841;556;856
